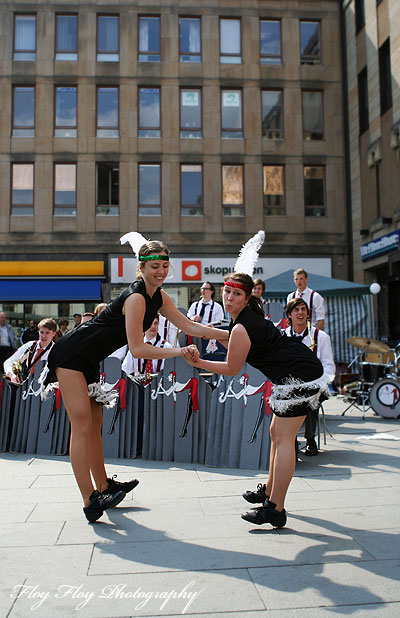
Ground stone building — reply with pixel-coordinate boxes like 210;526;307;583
0;1;347;330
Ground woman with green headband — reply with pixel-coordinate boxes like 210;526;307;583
40;234;228;523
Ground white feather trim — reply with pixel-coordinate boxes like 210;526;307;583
269;373;331;414
40;379;119;409
234;231;265;276
120;232;149;258
40;381;59;401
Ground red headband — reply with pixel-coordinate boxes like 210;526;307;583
224;281;252;294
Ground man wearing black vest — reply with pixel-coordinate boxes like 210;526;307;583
187;281;224;325
285;298;335;456
286;268;325;330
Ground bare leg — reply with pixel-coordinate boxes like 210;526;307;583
264;416;276;497
269;415;306;511
88;400;108;492
56;368;94;506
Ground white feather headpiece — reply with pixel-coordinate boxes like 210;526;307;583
234;231;265;276
120;232;149;258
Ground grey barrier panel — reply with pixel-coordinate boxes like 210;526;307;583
142;357;212;463
102;356;123;458
205;363;272;470
267;302;285;323
0;376;13;452
121;375;141;458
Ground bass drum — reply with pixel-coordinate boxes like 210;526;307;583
369;378;400;418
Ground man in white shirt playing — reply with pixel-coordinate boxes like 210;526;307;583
5;318;57;383
285;298;335;456
286;268;325;330
187;282;224;325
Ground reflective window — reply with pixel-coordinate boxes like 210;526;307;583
139;16;160;62
222;165;244;216
220;19;241;64
179;17;201;62
181;165;203;216
11;163;34;215
139;88;161;137
96;163;119;215
56;15;78;60
302;91;323;140
304;166;325;216
260;20;281;65
97;15;119;62
300;21;321;64
262;90;283;139
263;166;285;216
139;164;161;216
14;15;36;60
221;90;243;138
180;89;202;138
54;164;76;216
13;86;35;137
55;87;77;137
97;87;119;137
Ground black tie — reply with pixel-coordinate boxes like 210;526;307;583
199;302;208;318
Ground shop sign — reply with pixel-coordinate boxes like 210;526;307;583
360;230;400;262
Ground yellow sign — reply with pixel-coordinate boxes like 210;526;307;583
1;262;104;276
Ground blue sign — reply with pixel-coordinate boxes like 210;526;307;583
360;230;400;262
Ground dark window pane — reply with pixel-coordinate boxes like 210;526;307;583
98;16;118;52
55;87;77;127
302;91;323;139
262;90;283;138
179;17;200;61
300;22;320;61
13;87;35;130
97;163;119;215
379;38;392;115
56;15;77;51
260;20;281;64
181;165;202;205
355;0;365;33
358;68;369;134
304;167;325;216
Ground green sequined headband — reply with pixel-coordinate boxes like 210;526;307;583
139;254;169;262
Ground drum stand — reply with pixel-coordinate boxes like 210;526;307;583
342;350;371;419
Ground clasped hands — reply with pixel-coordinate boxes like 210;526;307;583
181;344;200;366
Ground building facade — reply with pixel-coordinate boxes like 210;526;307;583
0;1;347;332
343;0;400;342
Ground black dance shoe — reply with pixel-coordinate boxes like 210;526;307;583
83;489;125;523
241;500;287;528
242;483;269;504
304;438;318;456
107;475;139;496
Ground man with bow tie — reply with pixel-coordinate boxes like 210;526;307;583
187;281;224;325
286;268;325;330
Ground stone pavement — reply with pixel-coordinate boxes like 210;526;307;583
1;396;399;618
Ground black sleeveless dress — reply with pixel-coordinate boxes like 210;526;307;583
45;279;163;386
230;306;326;417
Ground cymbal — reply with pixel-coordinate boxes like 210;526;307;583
347;336;389;353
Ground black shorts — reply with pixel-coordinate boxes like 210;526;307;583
49;356;100;386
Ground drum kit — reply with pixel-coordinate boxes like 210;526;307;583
343;337;400;418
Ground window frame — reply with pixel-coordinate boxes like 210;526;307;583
221;88;244;139
222;164;244;217
299;20;321;65
96;86;119;138
219;17;242;64
302;89;324;140
179;87;202;139
12;85;35;137
11;162;34;216
96;14;119;62
179;16;201;63
13;13;37;61
55;13;78;60
180;164;203;216
138;163;162;216
261;89;284;139
259;19;282;65
304;165;325;217
53;162;77;217
138;86;161;138
263;165;286;216
54;85;77;137
138;15;161;62
96;162;119;216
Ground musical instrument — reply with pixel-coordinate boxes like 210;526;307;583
347;336;390;354
360;362;388;384
369;378;400;418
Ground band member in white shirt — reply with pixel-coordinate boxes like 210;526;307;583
285;298;335;455
122;315;172;380
286;268;325;329
157;313;180;348
187;282;224;325
5;318;58;383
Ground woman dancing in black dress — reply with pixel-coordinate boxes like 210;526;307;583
183;272;328;528
41;237;228;522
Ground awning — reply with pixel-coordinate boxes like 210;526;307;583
0;279;102;302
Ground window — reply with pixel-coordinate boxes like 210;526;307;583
304;166;325;217
263;166;285;216
139;164;161;215
54;164;76;216
181;165;203;216
97;87;119;137
358;67;369;134
96;163;119;215
139;16;160;62
222;165;243;216
180;89;202;138
11;163;34;215
55;87;77;137
179;17;201;62
97;15;119;62
56;14;78;60
302;90;323;140
220;19;241;64
262;90;283;139
379;38;392;115
221;90;243;138
138;88;161;137
13;86;35;137
300;21;320;64
355;0;365;33
260;20;281;65
14;14;36;60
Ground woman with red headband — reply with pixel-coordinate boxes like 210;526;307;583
40;235;228;523
183;271;328;529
